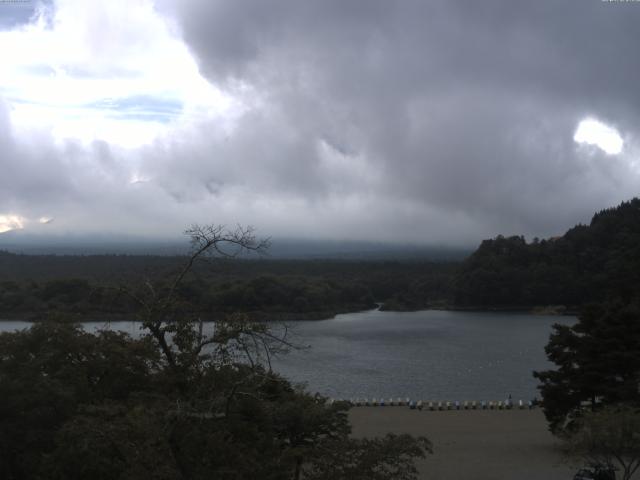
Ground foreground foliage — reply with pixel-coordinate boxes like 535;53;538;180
0;323;431;480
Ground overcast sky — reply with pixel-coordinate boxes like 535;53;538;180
0;0;639;246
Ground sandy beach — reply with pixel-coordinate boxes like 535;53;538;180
349;407;577;480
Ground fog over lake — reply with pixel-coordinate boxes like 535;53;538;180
1;309;573;402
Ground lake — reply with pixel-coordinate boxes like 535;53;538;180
0;309;574;402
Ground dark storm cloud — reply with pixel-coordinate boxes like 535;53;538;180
2;0;640;244
148;0;640;242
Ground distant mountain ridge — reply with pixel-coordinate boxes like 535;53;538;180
0;232;471;261
453;198;640;309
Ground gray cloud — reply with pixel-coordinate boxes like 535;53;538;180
2;0;640;246
0;2;38;28
153;0;640;241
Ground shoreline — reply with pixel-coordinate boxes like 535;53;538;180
381;304;579;316
0;303;578;322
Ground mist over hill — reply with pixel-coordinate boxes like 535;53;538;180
0;232;471;261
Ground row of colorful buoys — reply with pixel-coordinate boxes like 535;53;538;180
328;398;536;410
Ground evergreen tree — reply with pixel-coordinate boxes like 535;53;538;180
534;299;640;433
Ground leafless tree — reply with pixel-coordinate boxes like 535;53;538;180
117;224;288;372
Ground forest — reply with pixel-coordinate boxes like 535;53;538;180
453;198;640;310
0;198;639;321
0;254;456;321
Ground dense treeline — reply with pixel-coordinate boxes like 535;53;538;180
0;255;456;320
2;197;639;319
454;198;640;310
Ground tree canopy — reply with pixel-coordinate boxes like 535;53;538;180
455;198;640;309
534;299;640;434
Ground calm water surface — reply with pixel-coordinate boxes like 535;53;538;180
0;309;574;401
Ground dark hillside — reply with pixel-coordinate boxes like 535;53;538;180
454;198;640;309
